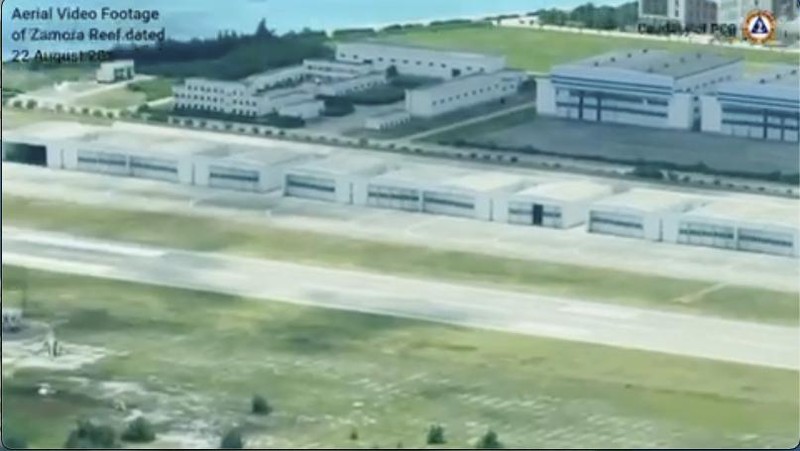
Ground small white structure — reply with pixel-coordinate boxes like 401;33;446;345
364;109;412;130
2;308;23;332
406;70;526;118
496;180;615;228
700;65;799;142
335;42;506;79
537;49;744;129
284;154;387;204
194;145;311;192
668;199;799;257
588;188;704;241
96;60;135;83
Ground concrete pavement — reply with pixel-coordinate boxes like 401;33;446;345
3;227;798;370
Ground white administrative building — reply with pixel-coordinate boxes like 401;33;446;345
405;70;526;117
700;65;799;142
537;49;743;129
335;42;506;79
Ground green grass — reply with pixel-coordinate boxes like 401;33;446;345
1;63;96;93
4;195;798;325
1;108;113;130
126;78;175;102
2;267;797;448
74;87;146;109
376;27;800;72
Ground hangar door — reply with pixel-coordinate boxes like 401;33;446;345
366;184;420;212
2;141;47;166
422;191;475;219
588;211;644;238
209;165;260;192
285;174;336;202
76;150;128;175
737;228;795;257
130;156;179;182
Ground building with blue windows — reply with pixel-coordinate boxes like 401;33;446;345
536;49;744;129
700;65;799;142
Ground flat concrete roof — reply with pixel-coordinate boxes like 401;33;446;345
287;153;387;177
410;69;523;95
370;164;467;186
77;130;218;157
683;199;799;229
513;180;614;203
572;49;742;79
197;143;308;166
743;64;799;86
591;188;703;213
442;172;526;193
6;121;101;141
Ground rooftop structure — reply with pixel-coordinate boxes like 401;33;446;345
287;153;388;177
441;172;527;194
591;188;703;213
681;199;799;229
571;49;742;80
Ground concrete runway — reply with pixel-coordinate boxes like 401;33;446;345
3;227;798;370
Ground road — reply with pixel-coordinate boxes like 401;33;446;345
3;227;798;370
403;101;535;141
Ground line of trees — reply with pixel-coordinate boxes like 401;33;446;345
530;2;639;30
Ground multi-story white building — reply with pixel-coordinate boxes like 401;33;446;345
315;72;387;97
405;70;526;118
335;42;506;79
639;0;718;27
303;59;376;81
537;49;744;129
96;60;135;83
700;65;799;142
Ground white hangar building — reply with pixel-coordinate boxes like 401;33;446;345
335;42;506;79
360;164;526;221
405;70;526;118
537;49;744;129
495;180;615;228
700;65;799;142
283;154;387;204
588;188;705;241
194;145;312;192
668;199;799;257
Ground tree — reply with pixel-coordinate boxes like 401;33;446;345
426;424;446;445
121;416;156;443
386;65;399;78
255;18;274;39
349;427;359;441
64;420;118;449
475;429;503;449
251;394;272;415
219;428;244;449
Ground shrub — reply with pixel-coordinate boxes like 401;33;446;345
349;427;359;441
24;99;37;109
121;417;156;443
631;165;664;180
426;424;446;445
475;429;503;449
220;428;244;449
251;395;272;415
64;420;118;449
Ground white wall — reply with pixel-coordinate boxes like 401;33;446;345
667;93;693;129
536;78;557;115
406;72;524;118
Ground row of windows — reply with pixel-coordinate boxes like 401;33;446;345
721;120;800;132
77;155;126;167
185;85;244;96
176;103;257;117
557;102;669;118
422;195;474;210
589;216;643;229
508;209;562;218
210;172;259;183
679;228;734;239
431;83;513;106
175;93;257;107
738;234;794;248
286;178;335;193
130;161;178;173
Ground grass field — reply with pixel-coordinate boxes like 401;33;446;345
1;64;96;93
126;78;175;102
3;267;797;449
1;109;114;130
376;27;800;72
74;87;147;109
4;195;798;326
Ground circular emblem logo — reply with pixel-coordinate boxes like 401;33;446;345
742;9;776;44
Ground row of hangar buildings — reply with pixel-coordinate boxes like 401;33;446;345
4;121;798;257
